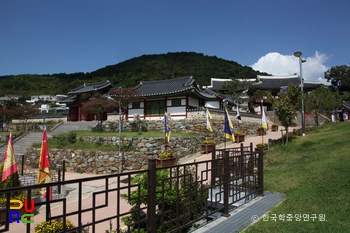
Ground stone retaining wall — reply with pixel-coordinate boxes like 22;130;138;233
24;136;203;174
21;110;264;174
104;111;262;139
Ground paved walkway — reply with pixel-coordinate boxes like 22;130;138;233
8;125;291;233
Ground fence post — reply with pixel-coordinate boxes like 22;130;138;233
249;143;254;176
240;143;244;179
258;150;265;196
62;160;66;181
211;144;217;184
147;158;156;233
26;190;32;233
21;154;24;176
58;168;61;194
222;150;230;217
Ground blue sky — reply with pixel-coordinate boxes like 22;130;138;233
1;0;349;84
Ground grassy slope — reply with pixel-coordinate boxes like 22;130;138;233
244;123;350;232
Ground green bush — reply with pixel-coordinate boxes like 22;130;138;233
121;166;208;233
34;218;74;233
66;132;77;144
0;164;22;197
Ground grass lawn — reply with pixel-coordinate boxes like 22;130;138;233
244;122;350;232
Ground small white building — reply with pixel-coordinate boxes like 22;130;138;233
40;104;51;113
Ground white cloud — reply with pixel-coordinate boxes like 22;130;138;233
251;51;330;84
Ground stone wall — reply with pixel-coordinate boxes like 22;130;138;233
5;119;64;132
22;110;264;174
24;136;203;174
105;110;262;142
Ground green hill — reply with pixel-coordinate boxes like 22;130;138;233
0;52;269;97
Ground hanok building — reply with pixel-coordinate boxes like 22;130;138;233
251;75;324;110
60;77;224;122
60;80;114;121
123;76;221;120
252;75;323;95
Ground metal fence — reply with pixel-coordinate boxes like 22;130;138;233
0;143;263;233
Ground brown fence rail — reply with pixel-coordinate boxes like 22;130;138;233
0;143;263;233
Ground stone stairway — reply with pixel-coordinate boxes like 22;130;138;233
0;121;98;159
51;121;98;133
0;132;43;160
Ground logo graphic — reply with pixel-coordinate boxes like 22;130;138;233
9;199;34;224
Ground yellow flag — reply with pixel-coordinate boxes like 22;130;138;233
206;108;213;132
2;132;17;182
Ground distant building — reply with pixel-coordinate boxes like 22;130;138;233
60;77;226;122
0;94;22;101
59;80;114;121
119;76;221;120
26;94;55;104
40;104;51;113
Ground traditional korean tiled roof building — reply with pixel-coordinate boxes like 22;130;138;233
125;76;221;120
60;77;224;121
252;75;323;94
60;80;114;121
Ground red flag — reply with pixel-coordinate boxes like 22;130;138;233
37;129;52;199
2;132;17;182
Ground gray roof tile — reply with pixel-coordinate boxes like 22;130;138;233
134;76;215;99
253;75;323;90
68;80;113;95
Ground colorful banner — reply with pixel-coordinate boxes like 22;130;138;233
206;108;213;132
236;104;242;123
261;104;268;130
37;129;52;199
2;132;17;182
164;112;171;142
224;108;235;142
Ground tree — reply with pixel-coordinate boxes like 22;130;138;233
283;84;302;112
15;105;40;122
272;84;302;145
273;93;295;145
324;64;350;93
109;87;140;123
306;87;343;127
0;101;39;130
222;79;254;110
81;97;116;131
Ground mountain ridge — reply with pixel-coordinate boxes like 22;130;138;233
0;52;269;96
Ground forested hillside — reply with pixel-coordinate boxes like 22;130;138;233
0;52;269;98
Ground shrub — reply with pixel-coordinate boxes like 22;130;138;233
234;131;244;136
256;142;268;148
257;126;267;131
201;139;214;144
121;166;208;232
157;151;174;159
0;164;22;197
0;192;27;207
66;132;77;144
34;218;74;233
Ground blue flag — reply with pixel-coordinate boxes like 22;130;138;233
224;109;234;142
165;112;171;142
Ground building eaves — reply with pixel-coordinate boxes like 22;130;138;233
343;101;350;109
134;76;196;97
59;95;77;103
68;80;113;95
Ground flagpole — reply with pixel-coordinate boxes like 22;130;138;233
261;100;264;144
